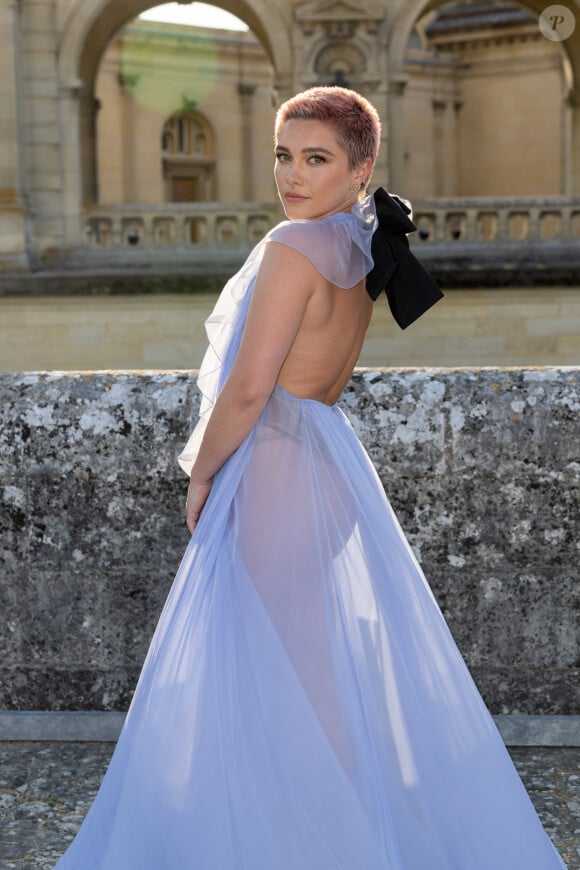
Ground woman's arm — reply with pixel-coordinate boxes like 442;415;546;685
185;241;317;532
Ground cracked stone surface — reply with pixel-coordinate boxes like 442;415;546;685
0;368;578;713
0;743;578;868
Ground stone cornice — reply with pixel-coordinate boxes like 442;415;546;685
426;23;543;52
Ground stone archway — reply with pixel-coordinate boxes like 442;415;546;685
161;111;217;202
57;0;293;242
386;0;580;193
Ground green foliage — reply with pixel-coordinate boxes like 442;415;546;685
181;95;198;114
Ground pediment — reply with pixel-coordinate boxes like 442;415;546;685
295;0;380;22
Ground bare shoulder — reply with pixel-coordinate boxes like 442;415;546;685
257;236;325;298
264;236;320;271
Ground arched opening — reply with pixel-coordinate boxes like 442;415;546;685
59;0;291;206
161;110;216;202
387;0;580;195
92;3;277;205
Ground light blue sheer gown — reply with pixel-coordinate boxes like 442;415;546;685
55;196;567;869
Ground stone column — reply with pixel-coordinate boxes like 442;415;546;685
0;0;28;265
432;98;446;197
18;0;66;266
387;75;408;191
430;96;460;197
79;92;100;204
443;100;462;197
370;84;390;191
59;77;85;248
238;83;256;201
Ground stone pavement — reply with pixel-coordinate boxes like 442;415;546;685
0;743;578;869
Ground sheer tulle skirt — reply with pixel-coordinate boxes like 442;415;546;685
55;385;566;869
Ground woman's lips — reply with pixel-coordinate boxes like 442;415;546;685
284;192;308;202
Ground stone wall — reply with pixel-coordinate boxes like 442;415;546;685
0;368;578;715
1;287;579;372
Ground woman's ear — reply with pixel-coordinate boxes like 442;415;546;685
355;157;373;189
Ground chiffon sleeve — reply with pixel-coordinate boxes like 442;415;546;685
267;209;375;290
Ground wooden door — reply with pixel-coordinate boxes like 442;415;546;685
171;176;200;202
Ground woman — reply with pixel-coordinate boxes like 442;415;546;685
55;87;567;868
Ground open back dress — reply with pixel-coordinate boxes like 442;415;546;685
55;195;567;869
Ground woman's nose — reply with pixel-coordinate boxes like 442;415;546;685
286;163;303;186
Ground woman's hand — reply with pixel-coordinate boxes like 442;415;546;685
185;478;213;534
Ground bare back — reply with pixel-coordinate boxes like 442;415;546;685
277;273;373;406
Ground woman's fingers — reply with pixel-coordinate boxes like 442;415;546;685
185;481;213;534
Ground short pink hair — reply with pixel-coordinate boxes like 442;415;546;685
275;86;381;173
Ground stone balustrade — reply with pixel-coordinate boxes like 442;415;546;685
0;368;578;716
4;197;578;283
411;196;580;245
82;197;580;252
70;197;580;285
84;201;282;253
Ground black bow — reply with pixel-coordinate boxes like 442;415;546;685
365;187;444;329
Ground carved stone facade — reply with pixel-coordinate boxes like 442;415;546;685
291;0;389;182
1;0;580;271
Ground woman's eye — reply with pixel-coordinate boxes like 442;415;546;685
275;152;290;162
308;155;326;164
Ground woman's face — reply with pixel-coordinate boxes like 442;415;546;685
274;119;369;221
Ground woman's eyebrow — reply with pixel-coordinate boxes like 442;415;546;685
274;145;336;156
302;146;335;156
